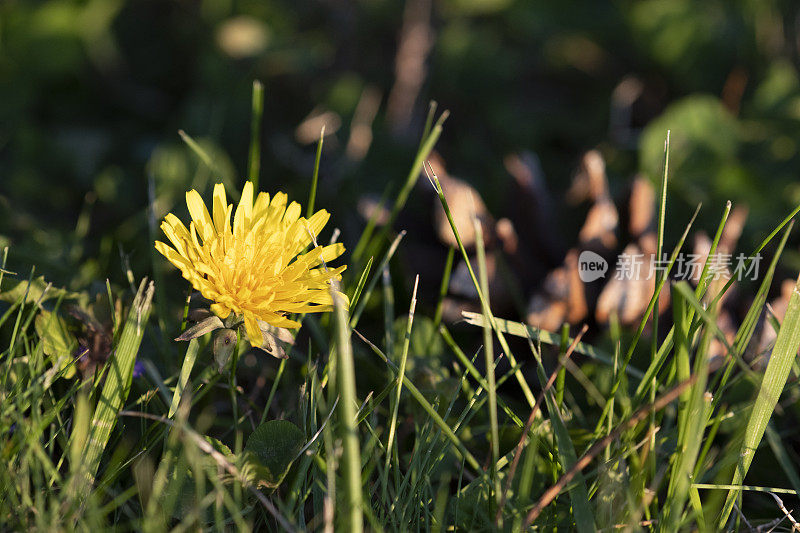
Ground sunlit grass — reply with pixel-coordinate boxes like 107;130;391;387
4;88;800;532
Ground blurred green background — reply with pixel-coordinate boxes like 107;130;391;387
2;0;800;289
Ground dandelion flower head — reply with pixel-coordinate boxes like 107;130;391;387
155;181;346;345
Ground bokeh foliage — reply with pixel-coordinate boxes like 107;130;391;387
3;0;800;286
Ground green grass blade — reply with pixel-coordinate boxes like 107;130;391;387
474;219;500;515
307;124;324;217
765;423;800;496
709;221;794;402
348;256;373;312
719;273;800;527
354;329;481;472
460;312;642;379
427;164;535;406
260;357;286;425
82;279;155;487
168;338;199;418
661;283;715;532
383;112;448;236
648;131;669;499
178;130;215;172
696;483;800;495
528;339;596;532
383;276;419;502
672;284;691;445
353;109;447;264
381;266;395;369
349;230;405;329
419;101;437;152
68;392;91;483
332;284;364;532
0;246;9;289
430;246;455;337
248;80;264;190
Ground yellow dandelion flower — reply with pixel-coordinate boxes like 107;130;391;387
155;181;346;346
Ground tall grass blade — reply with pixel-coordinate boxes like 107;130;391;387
426;163;535;406
348;256;373;312
719;273;800;526
383;112;448;235
661;283;715;532
709;221;794;403
431;246;455;336
82;279;154;487
765;423;800;496
248;80;264;190
474;219;500;513
332;283;363;532
383;276;419;502
460;312;641;378
349;230;405;329
168;338;199;418
178;130;215;173
307;125;324;217
648;130;669;505
528;337;596;533
353;110;447;263
354;329;481;472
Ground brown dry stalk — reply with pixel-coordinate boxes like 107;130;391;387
495;324;589;524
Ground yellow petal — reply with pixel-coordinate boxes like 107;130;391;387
252;191;271;220
270;191;287;209
266;192;288;225
279;302;334;313
212;183;228;234
258;312;301;329
234;181;254;235
285;211;330;255
186;189;214;240
164;213;191;239
155;241;193;272
244;314;264;346
302;243;345;267
161;219;191;256
306;209;330;237
282;201;301;227
210;303;230;319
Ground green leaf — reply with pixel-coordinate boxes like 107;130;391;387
242;420;305;488
0;276;80;304
35;310;78;379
